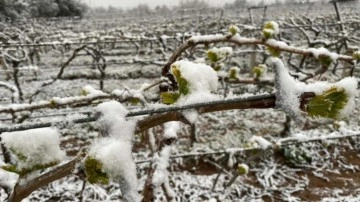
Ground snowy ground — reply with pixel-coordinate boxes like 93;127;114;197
1;2;360;201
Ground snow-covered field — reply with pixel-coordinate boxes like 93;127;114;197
1;2;360;201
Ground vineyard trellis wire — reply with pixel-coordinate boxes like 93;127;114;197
1;21;360;48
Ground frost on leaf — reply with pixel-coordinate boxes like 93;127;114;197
305;77;358;120
252;64;267;80
282;145;312;165
306;87;347;119
229;25;240;35
228;66;240;80
206;47;233;64
270;57;357;122
1;128;66;176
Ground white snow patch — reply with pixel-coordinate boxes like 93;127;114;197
182;109;199;124
82;85;106;96
331;77;358;118
95;101;135;141
152;146;173;187
112;85;147;104
88;138;139;201
307;47;339;61
88;138;135;181
266;39;288;49
189;34;225;43
270;57;303;122
0;166;18;189
249;135;272;150
177;92;222;106
164;121;181;139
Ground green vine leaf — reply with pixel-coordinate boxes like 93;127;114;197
318;55;333;67
229;25;240;35
237;163;249;175
171;66;190;96
306;87;348;119
263;21;279;39
84;157;109;185
252;64;267;79
266;46;281;57
282;146;312;165
129;97;140;105
2;161;59;176
1;165;17;173
207;50;220;63
160;92;180;104
353;51;360;60
49;99;57;107
80;89;89;96
9;147;27;161
228;67;239;80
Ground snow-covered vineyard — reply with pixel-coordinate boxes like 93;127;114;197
1;1;360;201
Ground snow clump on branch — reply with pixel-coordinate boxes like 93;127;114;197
86;101;139;201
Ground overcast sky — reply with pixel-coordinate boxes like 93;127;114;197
86;0;235;9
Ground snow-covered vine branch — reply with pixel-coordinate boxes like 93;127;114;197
161;30;356;90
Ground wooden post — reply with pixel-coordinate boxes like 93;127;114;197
332;0;348;49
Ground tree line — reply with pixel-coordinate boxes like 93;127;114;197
0;0;88;21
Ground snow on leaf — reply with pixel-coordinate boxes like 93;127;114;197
1;128;66;172
171;60;218;94
263;21;280;39
206;47;233;64
307;47;338;62
88;138;139;201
